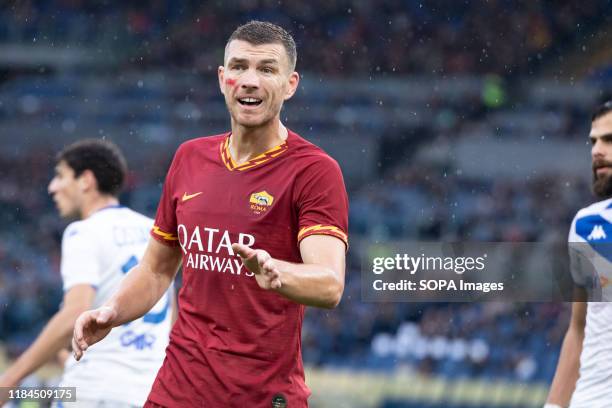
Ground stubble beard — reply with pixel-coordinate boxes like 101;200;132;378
593;171;612;199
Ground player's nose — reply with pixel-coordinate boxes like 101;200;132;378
48;178;58;194
240;68;260;89
592;140;606;159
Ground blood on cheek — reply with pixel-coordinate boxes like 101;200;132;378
225;78;237;87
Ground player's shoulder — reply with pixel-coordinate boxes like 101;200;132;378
288;129;341;170
176;133;228;156
573;198;612;221
569;198;612;241
88;206;152;228
62;218;91;242
168;133;228;172
116;206;154;225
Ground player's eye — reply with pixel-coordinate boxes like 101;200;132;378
260;67;274;74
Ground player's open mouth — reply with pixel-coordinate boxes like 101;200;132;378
596;166;612;176
238;97;262;107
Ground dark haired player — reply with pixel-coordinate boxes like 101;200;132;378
72;21;348;408
0;139;173;407
547;101;612;407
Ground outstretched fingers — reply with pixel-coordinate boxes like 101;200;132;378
232;244;281;288
72;313;90;361
270;278;282;289
232;243;256;260
71;335;83;361
262;259;282;289
258;252;271;269
262;259;278;277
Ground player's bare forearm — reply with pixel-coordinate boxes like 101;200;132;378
105;264;169;325
73;239;180;360
547;302;586;406
547;326;583;405
233;234;346;309
105;238;181;326
0;285;95;386
273;259;344;308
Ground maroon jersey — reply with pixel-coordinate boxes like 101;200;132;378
148;130;348;407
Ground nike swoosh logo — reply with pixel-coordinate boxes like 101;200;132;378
182;192;203;202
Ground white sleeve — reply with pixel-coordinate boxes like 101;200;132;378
569;246;592;288
568;213;592;288
60;222;101;291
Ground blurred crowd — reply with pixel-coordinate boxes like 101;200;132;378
351;164;588;242
303;165;585;382
304;299;568;382
0;0;608;76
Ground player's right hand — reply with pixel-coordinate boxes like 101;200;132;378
232;243;282;290
72;306;117;361
0;373;18;405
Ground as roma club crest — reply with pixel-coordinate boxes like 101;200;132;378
249;191;274;215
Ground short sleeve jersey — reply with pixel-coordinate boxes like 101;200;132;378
59;206;171;406
567;198;612;406
149;130;348;408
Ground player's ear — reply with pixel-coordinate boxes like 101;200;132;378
284;71;299;101
78;169;97;193
218;66;226;95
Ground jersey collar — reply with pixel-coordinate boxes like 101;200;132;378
219;132;289;172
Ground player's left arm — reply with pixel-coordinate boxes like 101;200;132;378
233;234;345;309
233;154;349;308
0;284;95;388
281;234;346;308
